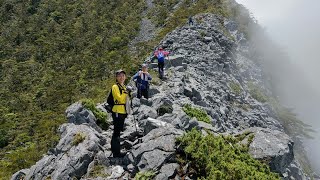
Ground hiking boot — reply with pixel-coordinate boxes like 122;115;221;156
113;152;127;158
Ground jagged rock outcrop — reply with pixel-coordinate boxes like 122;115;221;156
244;127;294;174
12;122;107;180
12;12;309;180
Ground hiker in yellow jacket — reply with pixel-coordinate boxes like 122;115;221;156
111;69;132;157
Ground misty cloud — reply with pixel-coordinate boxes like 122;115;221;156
236;0;320;173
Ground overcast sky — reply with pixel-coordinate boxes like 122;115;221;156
236;0;320;86
236;0;320;173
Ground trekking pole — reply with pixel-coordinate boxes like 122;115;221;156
127;76;139;134
130;99;138;134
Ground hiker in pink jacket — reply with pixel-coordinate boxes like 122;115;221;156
154;47;169;79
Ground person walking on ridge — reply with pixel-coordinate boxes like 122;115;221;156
154;47;169;79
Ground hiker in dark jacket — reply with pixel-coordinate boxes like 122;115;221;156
188;16;194;25
133;64;152;99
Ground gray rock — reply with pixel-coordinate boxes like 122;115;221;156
11;169;29;180
141;117;174;135
203;36;213;43
168;55;184;67
137;105;158;120
140;98;153;106
192;88;202;101
65;102;102;133
155;163;179;180
24;124;106;180
197;121;215;132
96;151;111;166
185;118;199;131
149;87;161;97
137;149;173;171
107;165;124;179
175;66;185;72
130;127;183;171
247;127;294;174
184;86;193;98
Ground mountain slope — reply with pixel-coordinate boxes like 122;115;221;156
0;0;145;178
1;0;316;179
11;12;312;180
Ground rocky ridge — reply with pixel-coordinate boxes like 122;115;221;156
12;13;309;180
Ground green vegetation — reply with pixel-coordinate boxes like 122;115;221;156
149;69;161;86
72;132;86;146
248;82;268;103
229;81;242;95
183;104;211;123
147;0;180;27
0;0;145;178
176;129;280;179
134;170;156;180
87;164;109;178
81;99;109;130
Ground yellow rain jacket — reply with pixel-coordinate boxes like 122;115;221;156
111;83;127;114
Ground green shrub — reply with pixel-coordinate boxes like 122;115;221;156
176;129;280;179
134;170;156;180
248;82;268;103
81;99;109;130
87;165;109;178
0;129;9;148
0;0;145;177
183;104;211;123
199;30;206;37
229;81;242;95
72;132;86;146
149;69;161;85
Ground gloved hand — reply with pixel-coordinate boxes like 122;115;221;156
126;85;133;93
126;85;134;98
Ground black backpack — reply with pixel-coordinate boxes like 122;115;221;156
104;84;125;113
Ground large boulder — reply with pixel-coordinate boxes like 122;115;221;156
65;102;102;133
11;169;30;180
23;124;106;180
155;163;179;180
167;55;184;67
136;105;158;121
128;127;183;172
140;117;174;135
246;127;294;174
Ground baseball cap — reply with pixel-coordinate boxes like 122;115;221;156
115;69;126;75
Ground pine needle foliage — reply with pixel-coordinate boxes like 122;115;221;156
72;133;86;146
176;129;280;180
0;0;145;178
183;104;211;123
81;99;109;130
134;170;156;180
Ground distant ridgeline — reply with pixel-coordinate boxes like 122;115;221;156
0;0;315;179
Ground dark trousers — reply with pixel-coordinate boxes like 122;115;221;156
158;62;164;79
111;112;127;156
137;88;149;99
